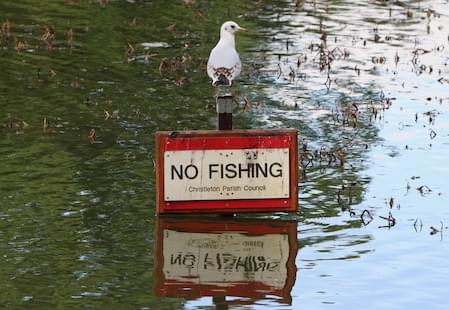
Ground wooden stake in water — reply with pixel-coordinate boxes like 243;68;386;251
216;94;233;130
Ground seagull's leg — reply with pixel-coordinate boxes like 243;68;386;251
219;85;232;97
214;86;220;98
214;86;233;101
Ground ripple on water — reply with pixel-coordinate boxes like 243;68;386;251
1;0;449;308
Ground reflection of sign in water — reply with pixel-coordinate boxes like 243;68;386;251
155;129;298;214
164;230;288;289
154;217;298;304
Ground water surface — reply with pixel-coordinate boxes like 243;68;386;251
1;0;449;309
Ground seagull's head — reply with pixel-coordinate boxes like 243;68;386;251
220;21;246;38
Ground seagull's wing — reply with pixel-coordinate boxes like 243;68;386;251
231;58;241;79
207;44;241;85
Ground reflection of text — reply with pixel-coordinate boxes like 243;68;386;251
162;230;289;288
170;252;280;273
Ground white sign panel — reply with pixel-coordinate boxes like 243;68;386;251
163;148;290;201
162;229;289;288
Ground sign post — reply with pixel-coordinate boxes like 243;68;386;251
217;95;233;130
155;129;298;214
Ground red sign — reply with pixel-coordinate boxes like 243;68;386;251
154;216;298;303
155;129;298;214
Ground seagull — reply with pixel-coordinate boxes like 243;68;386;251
207;21;246;86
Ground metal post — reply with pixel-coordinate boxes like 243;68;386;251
216;95;233;130
216;92;235;217
212;296;228;310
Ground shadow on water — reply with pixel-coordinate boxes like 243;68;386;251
1;0;449;308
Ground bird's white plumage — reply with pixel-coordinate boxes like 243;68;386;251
207;21;245;86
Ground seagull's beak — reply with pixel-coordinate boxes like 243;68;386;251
238;26;247;32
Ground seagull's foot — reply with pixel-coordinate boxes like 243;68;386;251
215;85;232;97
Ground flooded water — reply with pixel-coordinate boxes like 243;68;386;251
1;0;449;309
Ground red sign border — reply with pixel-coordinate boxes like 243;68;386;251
156;129;298;214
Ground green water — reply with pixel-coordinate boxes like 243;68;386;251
1;0;449;309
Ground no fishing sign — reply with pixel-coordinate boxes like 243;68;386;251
155;129;298;214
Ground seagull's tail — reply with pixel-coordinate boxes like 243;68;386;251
213;74;231;86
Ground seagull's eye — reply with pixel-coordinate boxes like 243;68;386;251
230;25;236;29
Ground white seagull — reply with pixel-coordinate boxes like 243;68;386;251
207;21;246;86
